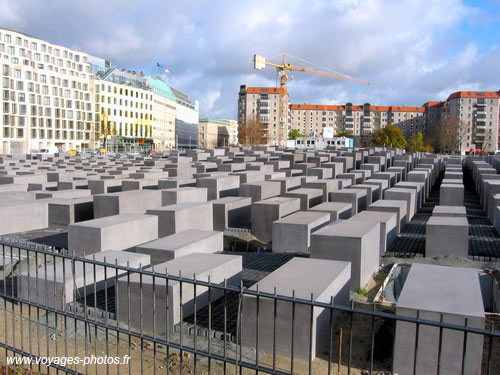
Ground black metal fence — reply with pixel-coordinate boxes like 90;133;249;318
0;241;498;375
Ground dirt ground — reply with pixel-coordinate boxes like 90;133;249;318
0;254;498;375
1;297;497;375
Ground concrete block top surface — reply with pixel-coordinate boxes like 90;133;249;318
149;253;242;280
369;200;406;209
254;196;300;206
212;196;252;205
426;216;468;227
137;230;221;250
248;257;350;299
274;210;330;225
350;210;396;223
285;188;323;196
148;201;211;212
309;202;352;212
313;220;378;238
432;206;467;215
70;213;156;228
397;263;484;317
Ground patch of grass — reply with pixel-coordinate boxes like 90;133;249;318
356;287;368;296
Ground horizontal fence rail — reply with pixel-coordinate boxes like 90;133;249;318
0;241;498;375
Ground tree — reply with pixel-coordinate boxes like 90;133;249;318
335;131;354;138
238;119;269;145
288;129;306;140
372;125;407;149
427;116;466;154
407;132;425;152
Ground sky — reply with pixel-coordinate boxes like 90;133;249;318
1;0;499;118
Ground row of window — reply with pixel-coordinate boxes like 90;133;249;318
3;127;91;140
2;32;87;63
96;85;152;101
3;115;91;128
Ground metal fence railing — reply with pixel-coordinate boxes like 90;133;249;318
0;242;498;375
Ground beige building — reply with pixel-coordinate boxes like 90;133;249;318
289;103;426;139
289;91;500;152
198;118;232;148
0;28;94;154
238;85;289;146
443;91;499;152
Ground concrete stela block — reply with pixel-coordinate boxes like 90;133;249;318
241;258;351;359
117;253;242;334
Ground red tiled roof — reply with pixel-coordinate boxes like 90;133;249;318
289;104;344;111
446;91;500;101
246;87;287;95
423;101;445;107
290;104;425;113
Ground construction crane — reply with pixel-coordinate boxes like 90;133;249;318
253;52;369;146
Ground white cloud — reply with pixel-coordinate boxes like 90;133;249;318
0;0;496;117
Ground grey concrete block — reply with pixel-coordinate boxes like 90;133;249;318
283;188;324;211
93;190;163;218
367;200;407;233
161;187;208;205
230;171;265;184
196;175;240;200
396;181;424;209
384;188;416;222
68;213;158;255
310;220;380;290
346;184;379;205
212;196;252;230
272;176;302;194
425;216;469;258
330;189;367;215
348;210;397;256
17;250;149;310
241;258;351;360
272;211;330;253
239;181;281;203
364;179;389;199
440;184;464;206
304;179;341;202
306;168;332;180
251;197;301;242
393;264;484;375
309;202;352;221
48;197;94;225
135;230;223;264
0;200;48;235
432;205;467;218
117;253;242;334
88;179;123;195
147;202;213;237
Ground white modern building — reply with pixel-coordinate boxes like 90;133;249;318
0;28;94;154
172;87;199;149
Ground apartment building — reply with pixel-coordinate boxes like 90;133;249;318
444;91;500;152
0;28;94;154
289;103;426;139
238;85;289;146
